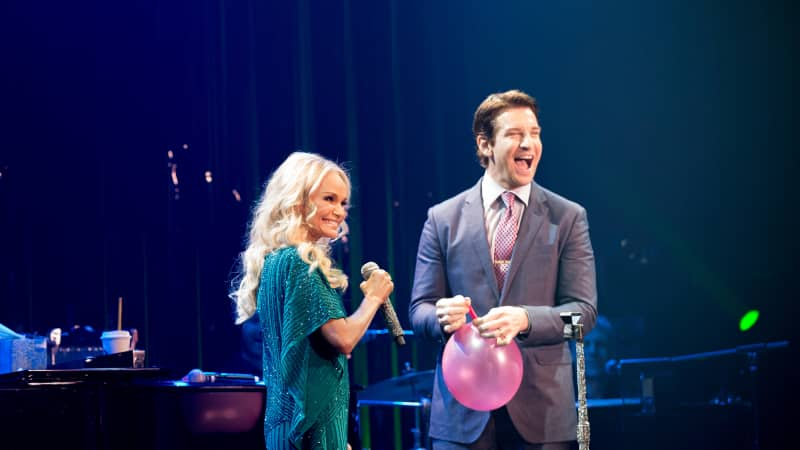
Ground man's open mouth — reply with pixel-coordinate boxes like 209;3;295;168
514;155;533;169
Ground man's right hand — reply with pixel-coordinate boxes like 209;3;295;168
435;295;471;334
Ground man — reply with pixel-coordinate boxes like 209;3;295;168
409;89;598;449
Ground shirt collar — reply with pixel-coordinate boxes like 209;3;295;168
481;171;531;213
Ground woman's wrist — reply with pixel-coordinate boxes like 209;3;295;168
364;295;384;307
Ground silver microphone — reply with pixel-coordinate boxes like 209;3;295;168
361;261;406;346
183;368;260;383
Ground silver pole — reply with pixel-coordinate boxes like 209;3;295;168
561;312;590;450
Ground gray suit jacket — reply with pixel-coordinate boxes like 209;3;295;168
409;179;598;444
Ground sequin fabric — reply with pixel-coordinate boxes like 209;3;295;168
258;247;349;449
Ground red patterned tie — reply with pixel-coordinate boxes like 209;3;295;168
493;191;520;291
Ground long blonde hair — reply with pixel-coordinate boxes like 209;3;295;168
231;152;350;324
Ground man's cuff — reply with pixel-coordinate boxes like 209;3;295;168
517;307;533;339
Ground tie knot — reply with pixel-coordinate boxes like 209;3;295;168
501;191;516;208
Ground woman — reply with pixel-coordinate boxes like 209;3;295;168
231;152;393;449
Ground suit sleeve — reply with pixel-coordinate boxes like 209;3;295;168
518;207;598;346
409;208;449;342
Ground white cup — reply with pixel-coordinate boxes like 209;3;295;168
101;330;132;354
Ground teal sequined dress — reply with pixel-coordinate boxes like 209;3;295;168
257;247;349;449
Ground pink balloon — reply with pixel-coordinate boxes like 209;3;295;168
442;323;524;411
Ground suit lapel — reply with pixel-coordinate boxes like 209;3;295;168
501;182;547;304
463;180;501;302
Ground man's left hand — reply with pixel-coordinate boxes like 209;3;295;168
474;306;529;346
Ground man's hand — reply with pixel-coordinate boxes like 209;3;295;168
435;295;471;334
474;306;529;346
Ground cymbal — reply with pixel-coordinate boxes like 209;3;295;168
358;369;434;404
363;329;415;336
359;329;415;346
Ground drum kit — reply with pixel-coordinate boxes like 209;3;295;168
358;367;434;407
357;329;433;450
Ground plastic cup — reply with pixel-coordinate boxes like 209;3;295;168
101;330;132;354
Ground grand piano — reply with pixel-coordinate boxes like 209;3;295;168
0;363;266;450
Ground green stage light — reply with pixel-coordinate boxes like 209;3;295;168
739;310;759;331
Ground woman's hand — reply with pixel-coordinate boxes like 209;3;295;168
322;269;394;355
359;269;394;305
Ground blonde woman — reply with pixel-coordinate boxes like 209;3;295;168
232;152;393;449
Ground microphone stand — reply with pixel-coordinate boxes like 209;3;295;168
562;312;590;450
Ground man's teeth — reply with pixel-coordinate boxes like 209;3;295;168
515;156;533;168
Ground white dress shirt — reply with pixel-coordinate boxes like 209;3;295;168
481;172;530;254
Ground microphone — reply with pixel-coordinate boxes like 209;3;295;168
182;368;260;383
361;261;406;346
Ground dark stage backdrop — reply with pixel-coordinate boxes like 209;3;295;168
1;1;796;449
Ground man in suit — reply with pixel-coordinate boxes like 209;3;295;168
409;89;598;449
